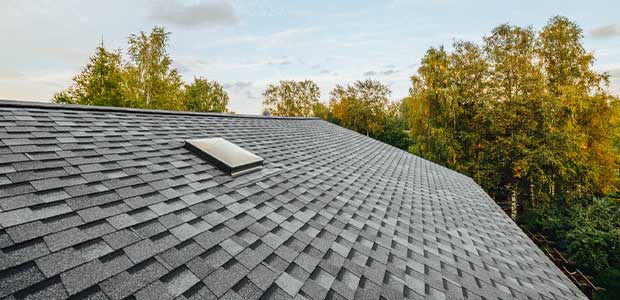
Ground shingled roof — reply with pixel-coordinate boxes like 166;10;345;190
0;100;586;300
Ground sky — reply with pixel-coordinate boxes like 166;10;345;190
1;0;620;114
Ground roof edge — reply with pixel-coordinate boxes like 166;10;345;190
0;99;319;120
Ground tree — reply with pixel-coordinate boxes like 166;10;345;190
53;44;126;107
566;198;620;273
183;77;229;112
377;101;410;150
483;24;550;219
312;101;336;122
54;26;234;115
405;16;619;220
125;26;183;110
262;80;320;117
407;42;489;181
329;79;390;137
538;16;604;96
538;16;618;198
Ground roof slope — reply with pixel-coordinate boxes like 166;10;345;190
0;101;586;300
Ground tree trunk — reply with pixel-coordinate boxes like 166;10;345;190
510;187;518;220
530;182;535;208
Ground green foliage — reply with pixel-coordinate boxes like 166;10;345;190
52;90;75;105
537;16;617;198
406;16;619;218
406;42;489;177
312;101;336;121
260;79;410;150
521;198;620;275
566;198;620;273
261;79;410;149
183;77;229;112
376;102;410;150
329;79;390;137
594;268;620;300
53;45;126;107
125;27;183;111
537;16;605;95
262;80;320;117
519;203;570;240
55;27;229;113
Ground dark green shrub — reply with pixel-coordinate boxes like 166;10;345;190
565;198;620;273
593;268;620;300
519;197;620;298
566;225;610;272
377;115;411;150
520;204;570;246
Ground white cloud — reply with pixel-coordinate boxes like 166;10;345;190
590;24;620;38
226;88;263;114
223;81;252;90
147;0;238;28
608;69;620;78
267;58;294;66
603;68;620;95
245;90;259;100
382;69;399;75
216;27;320;48
363;69;401;77
0;71;75;101
0;70;23;80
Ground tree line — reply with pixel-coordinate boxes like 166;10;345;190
54;27;229;113
262;79;410;150
55;25;411;149
407;16;619;219
264;17;619;217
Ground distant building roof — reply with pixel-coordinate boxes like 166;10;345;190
0;100;586;300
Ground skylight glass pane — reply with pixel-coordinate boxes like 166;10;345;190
185;137;263;176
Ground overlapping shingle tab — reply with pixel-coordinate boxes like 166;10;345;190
0;100;586;299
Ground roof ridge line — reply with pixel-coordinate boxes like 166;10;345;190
0;99;319;120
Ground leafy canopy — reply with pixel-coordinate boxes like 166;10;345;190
329;79;391;137
54;27;229;113
53;44;126;107
406;16;619;216
262;80;321;117
184;77;229;113
125;26;183;110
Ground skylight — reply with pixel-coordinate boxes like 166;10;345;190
185;137;264;176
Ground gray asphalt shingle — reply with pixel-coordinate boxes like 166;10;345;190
0;100;586;299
